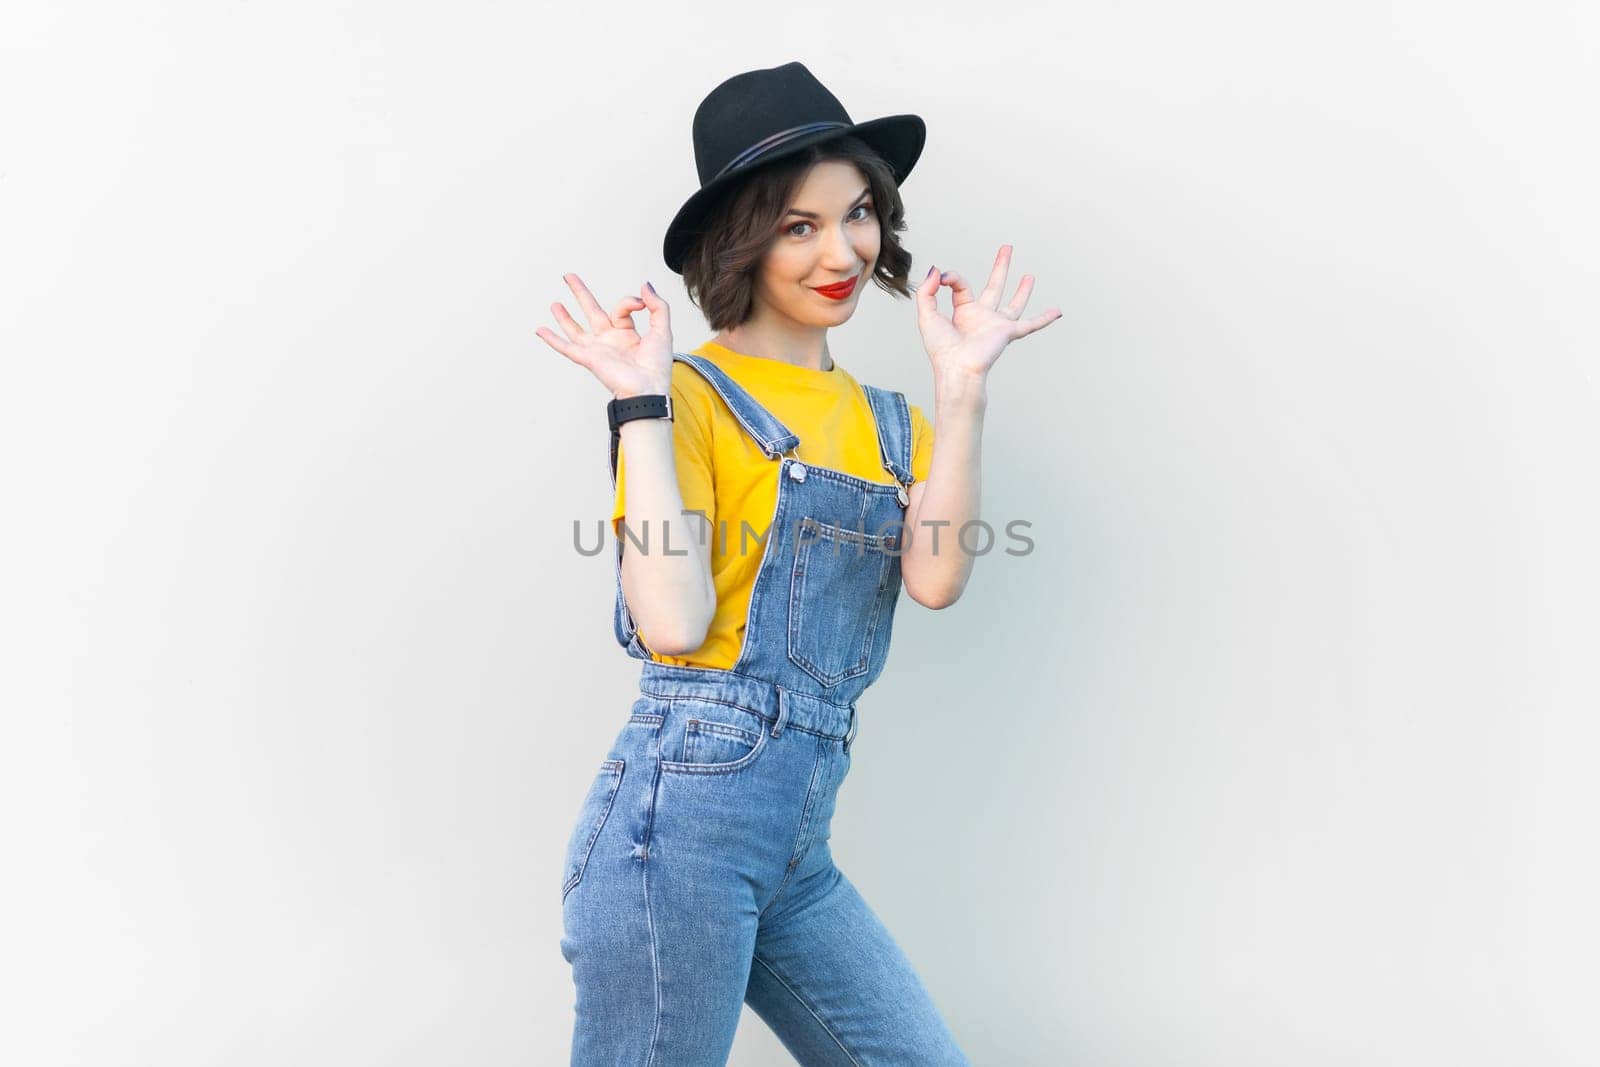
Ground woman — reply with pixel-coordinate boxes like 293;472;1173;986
536;61;1059;1065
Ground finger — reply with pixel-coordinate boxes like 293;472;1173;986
1011;307;1064;340
940;270;975;310
611;295;645;328
914;264;942;319
1004;274;1037;319
534;324;588;366
563;272;612;331
978;244;1012;309
551;301;588;343
638;281;672;338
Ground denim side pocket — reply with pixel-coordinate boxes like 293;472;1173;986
561;759;624;902
659;698;770;776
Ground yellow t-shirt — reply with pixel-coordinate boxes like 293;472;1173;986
611;340;934;669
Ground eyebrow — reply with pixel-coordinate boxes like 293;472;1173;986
783;186;872;221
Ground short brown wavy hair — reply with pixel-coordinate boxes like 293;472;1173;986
678;134;916;331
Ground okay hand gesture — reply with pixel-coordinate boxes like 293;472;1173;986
914;245;1062;381
536;273;674;399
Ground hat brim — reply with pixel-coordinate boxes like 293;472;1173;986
662;113;926;275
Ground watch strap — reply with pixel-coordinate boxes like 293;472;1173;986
607;393;673;433
607;393;673;485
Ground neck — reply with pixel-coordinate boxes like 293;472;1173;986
712;317;833;372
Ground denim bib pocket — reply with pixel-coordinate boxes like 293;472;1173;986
787;517;895;687
561;759;624;903
659;697;770;775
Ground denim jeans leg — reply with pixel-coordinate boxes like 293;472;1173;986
744;863;971;1065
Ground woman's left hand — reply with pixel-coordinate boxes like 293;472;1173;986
914;244;1062;379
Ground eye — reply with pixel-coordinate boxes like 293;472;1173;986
783;203;875;238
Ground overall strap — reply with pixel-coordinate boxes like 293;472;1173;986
607;350;801;660
860;383;915;489
670;351;801;456
609;351;801;485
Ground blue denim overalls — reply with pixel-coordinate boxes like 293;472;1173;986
560;352;971;1065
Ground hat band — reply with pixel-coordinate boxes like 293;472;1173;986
712;121;852;182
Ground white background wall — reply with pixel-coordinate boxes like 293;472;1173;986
3;1;1596;1063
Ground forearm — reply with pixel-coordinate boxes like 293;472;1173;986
615;418;716;653
901;369;988;608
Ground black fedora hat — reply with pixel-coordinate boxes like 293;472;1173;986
662;61;926;274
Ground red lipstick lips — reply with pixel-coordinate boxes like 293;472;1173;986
813;274;859;300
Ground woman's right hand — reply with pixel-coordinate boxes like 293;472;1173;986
536;273;674;399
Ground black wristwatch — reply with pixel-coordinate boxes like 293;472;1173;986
607;393;674;434
607;393;673;485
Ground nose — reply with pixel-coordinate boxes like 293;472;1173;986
820;225;864;275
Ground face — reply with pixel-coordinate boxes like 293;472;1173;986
751;160;880;326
